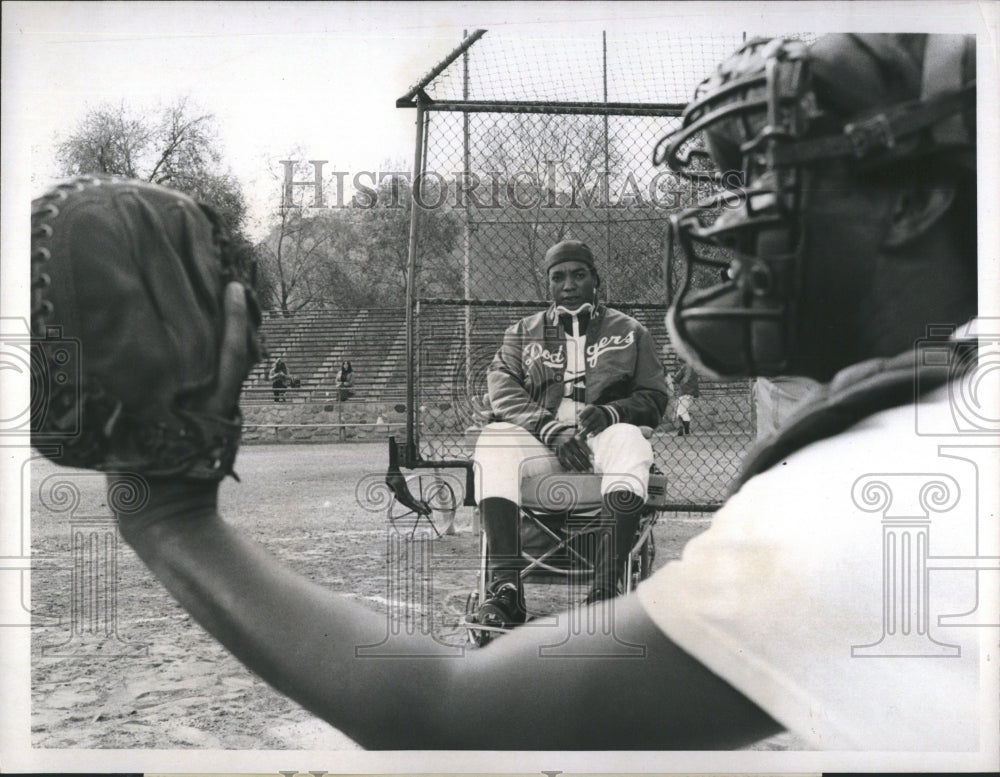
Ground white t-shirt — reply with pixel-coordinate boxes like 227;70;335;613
638;381;998;751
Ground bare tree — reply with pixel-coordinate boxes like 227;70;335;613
257;206;348;315
255;163;462;313
56;101;152;179
55;98;257;286
474;113;625;300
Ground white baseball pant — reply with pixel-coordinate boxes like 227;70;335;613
473;421;653;504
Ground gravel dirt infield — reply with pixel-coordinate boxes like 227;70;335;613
29;442;807;751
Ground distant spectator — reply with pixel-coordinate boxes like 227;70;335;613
270;358;290;403
671;361;700;436
337;360;354;402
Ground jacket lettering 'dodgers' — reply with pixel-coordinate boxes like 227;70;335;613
487;303;669;445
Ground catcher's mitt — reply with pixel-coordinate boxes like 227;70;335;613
30;175;261;480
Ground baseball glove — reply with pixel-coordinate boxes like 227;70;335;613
30;175;261;480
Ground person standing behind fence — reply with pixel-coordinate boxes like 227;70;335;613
337;360;354;401
671;361;699;436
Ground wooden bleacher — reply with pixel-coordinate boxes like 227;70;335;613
244;308;405;404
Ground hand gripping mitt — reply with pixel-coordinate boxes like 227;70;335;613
30;176;261;480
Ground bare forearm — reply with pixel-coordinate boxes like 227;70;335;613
116;481;458;748
439;596;781;750
117;482;779;750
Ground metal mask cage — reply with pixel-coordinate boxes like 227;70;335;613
655;38;816;378
665;184;799;378
654;38;813;181
658;32;976;382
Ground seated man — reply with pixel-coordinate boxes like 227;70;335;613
473;240;668;627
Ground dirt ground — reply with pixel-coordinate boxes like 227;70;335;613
29;442;808;751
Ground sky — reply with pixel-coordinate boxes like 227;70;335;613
5;2;479;234
7;0;742;235
6;0;996;240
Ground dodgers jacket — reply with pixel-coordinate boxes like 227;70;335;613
487;303;669;446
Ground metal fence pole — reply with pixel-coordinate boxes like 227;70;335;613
404;101;428;465
603;31;611;294
463;30;473;404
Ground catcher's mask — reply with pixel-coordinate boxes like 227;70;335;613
653;34;975;380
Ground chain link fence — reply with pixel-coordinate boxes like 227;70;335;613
399;30;813;508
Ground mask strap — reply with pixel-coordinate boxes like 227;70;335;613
922;34;970;146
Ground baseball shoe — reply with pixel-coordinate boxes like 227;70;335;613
477;582;527;630
584;586;616;605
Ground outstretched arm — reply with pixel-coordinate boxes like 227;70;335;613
118;486;779;749
117;284;780;750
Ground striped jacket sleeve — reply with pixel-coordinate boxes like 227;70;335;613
600;324;669;428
